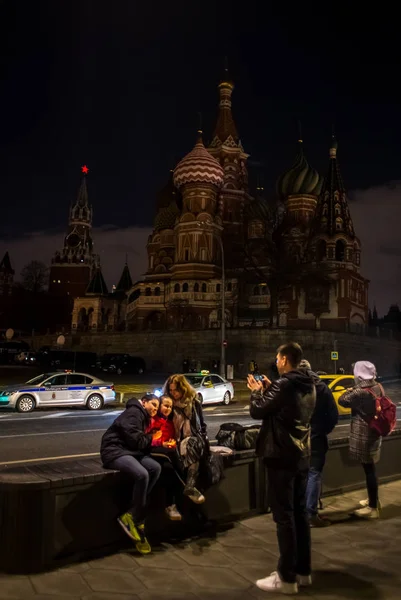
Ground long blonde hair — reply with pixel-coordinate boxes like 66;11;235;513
163;374;196;409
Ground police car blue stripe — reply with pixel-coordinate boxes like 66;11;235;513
15;385;112;393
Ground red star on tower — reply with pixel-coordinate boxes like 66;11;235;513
81;165;89;174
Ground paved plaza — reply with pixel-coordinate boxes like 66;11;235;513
1;480;401;599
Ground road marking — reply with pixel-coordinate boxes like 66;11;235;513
41;412;73;419
0;428;105;439
0;452;100;466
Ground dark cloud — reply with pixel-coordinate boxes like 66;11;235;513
350;182;401;314
1;183;400;317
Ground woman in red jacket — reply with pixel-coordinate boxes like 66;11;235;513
148;395;186;520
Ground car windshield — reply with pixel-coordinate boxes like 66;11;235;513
184;375;204;387
26;373;53;385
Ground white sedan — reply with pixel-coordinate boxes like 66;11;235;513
0;371;116;413
183;372;234;405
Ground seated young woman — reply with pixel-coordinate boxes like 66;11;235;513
148;394;187;521
163;374;208;504
100;393;162;555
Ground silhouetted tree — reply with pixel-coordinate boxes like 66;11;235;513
20;261;49;293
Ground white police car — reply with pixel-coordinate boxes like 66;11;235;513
0;371;116;413
156;371;234;405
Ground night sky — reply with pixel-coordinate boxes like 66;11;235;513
0;1;400;313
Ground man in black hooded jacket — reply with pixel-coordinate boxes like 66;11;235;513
249;342;316;595
299;360;338;527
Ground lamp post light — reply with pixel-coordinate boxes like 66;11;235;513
197;223;226;378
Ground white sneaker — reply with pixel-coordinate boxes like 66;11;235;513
184;487;205;504
296;574;312;587
256;571;298;594
353;506;379;519
359;498;382;509
165;504;182;521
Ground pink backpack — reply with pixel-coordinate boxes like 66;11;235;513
366;384;396;437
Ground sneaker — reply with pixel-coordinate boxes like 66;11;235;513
353;506;380;519
296;574;312;587
256;571;298;594
135;523;152;555
184;485;205;504
117;512;141;542
165;504;182;521
359;498;382;509
309;514;331;528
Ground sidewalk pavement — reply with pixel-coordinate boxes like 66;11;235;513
2;480;401;600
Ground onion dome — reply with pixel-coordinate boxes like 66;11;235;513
154;201;180;231
173;131;224;189
276;140;323;199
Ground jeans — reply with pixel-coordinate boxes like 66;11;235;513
107;454;161;522
267;466;311;584
306;452;327;517
362;462;378;509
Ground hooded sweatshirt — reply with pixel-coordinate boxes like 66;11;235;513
100;398;153;467
250;370;316;468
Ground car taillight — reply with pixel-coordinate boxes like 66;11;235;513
111;385;115;391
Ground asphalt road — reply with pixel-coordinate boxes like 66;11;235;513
1;383;401;467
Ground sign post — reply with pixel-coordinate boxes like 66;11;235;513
331;351;338;375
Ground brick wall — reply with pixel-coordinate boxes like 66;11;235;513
24;329;401;377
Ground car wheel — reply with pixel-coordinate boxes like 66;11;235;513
222;391;231;405
87;394;104;410
197;393;203;404
116;368;122;375
16;395;36;413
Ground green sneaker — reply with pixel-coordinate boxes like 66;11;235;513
135;523;152;555
117;512;140;542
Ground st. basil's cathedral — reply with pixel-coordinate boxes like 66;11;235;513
49;71;368;334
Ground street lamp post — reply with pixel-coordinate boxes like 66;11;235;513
216;235;226;379
197;223;226;378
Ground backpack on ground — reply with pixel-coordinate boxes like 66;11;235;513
367;384;396;437
216;422;261;450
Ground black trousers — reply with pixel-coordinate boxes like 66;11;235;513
151;448;185;506
267;466;311;583
362;462;378;509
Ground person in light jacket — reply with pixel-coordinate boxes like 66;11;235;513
338;361;382;519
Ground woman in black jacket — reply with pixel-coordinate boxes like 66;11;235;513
100;394;162;554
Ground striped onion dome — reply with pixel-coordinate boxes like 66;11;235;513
174;131;224;189
276;140;323;199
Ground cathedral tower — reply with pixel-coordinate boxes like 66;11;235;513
276;136;323;261
172;130;225;280
208;68;250;271
304;136;368;331
49;166;99;299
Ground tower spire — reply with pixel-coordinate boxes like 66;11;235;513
209;62;239;148
297;120;303;143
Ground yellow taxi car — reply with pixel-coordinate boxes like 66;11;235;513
319;374;354;416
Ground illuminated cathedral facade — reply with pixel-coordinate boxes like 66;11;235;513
69;72;369;334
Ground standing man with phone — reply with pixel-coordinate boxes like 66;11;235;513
248;342;316;594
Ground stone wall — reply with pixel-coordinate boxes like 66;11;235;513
24;329;401;377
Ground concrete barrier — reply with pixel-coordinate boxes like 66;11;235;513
0;450;263;575
1;430;401;575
